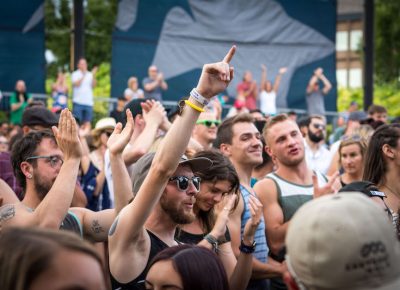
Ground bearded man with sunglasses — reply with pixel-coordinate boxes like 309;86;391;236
108;46;236;290
192;111;221;149
304;115;330;174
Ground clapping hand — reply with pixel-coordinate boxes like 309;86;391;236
107;109;134;156
242;195;263;244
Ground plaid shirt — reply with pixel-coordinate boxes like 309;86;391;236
0;152;23;200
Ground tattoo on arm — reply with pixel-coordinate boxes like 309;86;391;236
0;205;16;222
108;216;119;236
91;219;105;235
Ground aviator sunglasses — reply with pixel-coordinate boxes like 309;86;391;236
169;176;201;192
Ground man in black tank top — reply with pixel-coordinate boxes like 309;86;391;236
108;47;236;290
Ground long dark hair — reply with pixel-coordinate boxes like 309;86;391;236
149;244;229;290
363;124;400;185
193;150;240;233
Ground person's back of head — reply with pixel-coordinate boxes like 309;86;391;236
0;227;105;290
147;244;229;290
285;193;400;290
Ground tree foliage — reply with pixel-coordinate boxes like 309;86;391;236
375;0;400;83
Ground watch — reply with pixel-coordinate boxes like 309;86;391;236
239;239;256;254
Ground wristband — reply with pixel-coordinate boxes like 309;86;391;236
204;234;219;253
190;88;209;106
239;239;256;254
184;100;205;113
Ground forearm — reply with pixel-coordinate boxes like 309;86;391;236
34;159;80;228
110;153;133;213
152;96;201;176
268;222;289;255
11;102;23;111
94;170;106;197
251;258;282;279
160;80;168;90
128;123;159;162
145;80;159;91
229;253;253;290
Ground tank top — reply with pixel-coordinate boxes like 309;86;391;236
240;185;268;263
175;227;231;245
110;230;170;290
266;171;327;222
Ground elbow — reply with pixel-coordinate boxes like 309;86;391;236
39;219;61;230
269;239;285;256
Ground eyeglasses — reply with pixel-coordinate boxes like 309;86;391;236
25;155;64;168
312;123;326;130
0;141;8;145
196;120;221;127
169;176;201;192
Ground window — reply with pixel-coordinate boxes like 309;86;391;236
349;68;362;88
336;31;348;51
337;69;348;87
350;30;363;51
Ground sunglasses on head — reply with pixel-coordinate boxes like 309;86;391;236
169;176;201;192
196;120;221;127
312;123;326;130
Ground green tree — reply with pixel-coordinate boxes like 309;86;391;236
375;0;400;83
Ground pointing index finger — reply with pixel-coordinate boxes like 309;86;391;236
223;45;236;64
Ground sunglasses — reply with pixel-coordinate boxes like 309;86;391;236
169;176;201;192
26;155;64;168
102;131;113;137
196;120;221;127
312;123;326;130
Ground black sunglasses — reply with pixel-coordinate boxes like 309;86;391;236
312;123;326;130
169;176;201;192
196;120;221;127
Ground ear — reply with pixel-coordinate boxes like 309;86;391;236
20;161;33;179
382;144;395;159
22;126;31;135
219;143;232;157
265;145;274;158
283;271;301;290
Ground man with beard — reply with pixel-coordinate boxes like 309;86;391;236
107;46;235;290
191;110;220;149
4;109;134;243
304;115;330;174
254;114;338;290
215;113;285;290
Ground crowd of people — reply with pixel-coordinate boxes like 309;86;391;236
0;46;400;290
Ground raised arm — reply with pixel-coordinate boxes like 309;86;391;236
306;68;320;94
319;71;332;95
260;65;267;92
0;109;82;229
273;67;287;92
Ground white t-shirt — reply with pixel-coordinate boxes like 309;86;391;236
124;88;144;100
260;90;277;115
72;70;94;106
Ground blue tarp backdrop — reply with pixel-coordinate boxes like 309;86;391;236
0;1;45;93
111;0;337;112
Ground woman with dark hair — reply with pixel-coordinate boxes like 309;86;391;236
0;227;106;290
363;123;400;234
146;244;229;290
176;150;262;290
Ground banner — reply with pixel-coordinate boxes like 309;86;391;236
0;1;45;94
112;0;336;112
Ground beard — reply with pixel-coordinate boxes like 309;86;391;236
160;194;195;225
33;172;54;201
308;130;324;143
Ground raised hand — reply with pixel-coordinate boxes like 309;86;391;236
91;66;98;75
313;171;340;198
279;67;288;74
107;109;134;156
242;195;262;244
52;109;82;160
210;194;237;240
142;100;165;127
261;64;267;71
196;45;236;99
314;67;323;77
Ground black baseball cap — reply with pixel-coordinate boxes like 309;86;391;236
22;107;59;127
339;181;386;199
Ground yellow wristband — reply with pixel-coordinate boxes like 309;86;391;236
184;100;205;113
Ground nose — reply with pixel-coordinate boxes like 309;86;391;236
186;181;198;196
